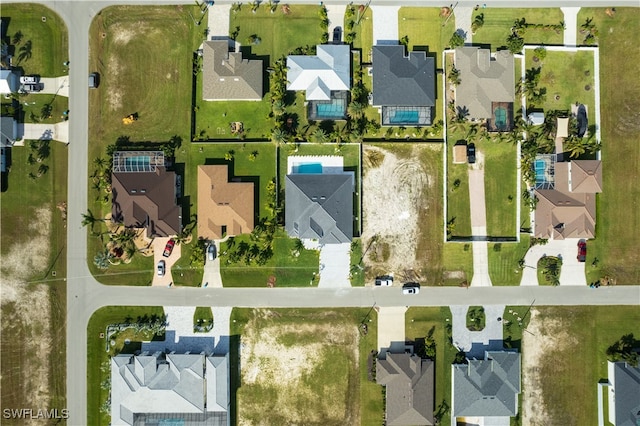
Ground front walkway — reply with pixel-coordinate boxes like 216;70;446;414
371;6;399;45
377;306;407;357
326;5;346;43
142;306;231;355
520;238;586;286
561;7;581;47
318;243;351;287
450;305;505;359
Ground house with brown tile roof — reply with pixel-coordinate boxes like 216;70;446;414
202;40;263;101
197;165;254;240
534;160;602;239
376;352;435;426
111;152;181;238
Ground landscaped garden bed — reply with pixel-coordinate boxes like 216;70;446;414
466;306;486;331
537;255;562;286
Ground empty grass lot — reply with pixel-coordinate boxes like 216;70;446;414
483;141;518;237
0;142;68;419
488;235;530;286
0;4;68;76
576;8;640;285
231;308;383;425
87;306;165;426
523;306;640;424
405;307;457;425
229;4;325;65
525;49;596;123
471;8;564;48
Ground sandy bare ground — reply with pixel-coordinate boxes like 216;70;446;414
361;145;433;281
0;207;53;422
239;310;359;426
521;308;578;426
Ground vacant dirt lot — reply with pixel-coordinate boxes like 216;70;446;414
238;310;361;426
361;144;437;282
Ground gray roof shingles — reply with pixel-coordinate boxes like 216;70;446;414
612;362;640;426
372;45;436;107
285;173;353;244
202;40;263;101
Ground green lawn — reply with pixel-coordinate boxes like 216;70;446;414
471;8;564;48
524;306;640;424
348;7;373;63
446;137;472;239
483;141;517;237
231;308;382;424
194;95;273;141
18;93;69;124
350;238;365;286
87;306;165;426
398;8;455;69
442;243;474;286
405;307;457;425
229;5;325;65
220;230;320;287
0;141;68;415
574;8;640;285
0;4;69;76
525;49;596;123
537;256;561;286
488;235;530;286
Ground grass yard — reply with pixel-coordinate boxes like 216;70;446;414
0;4;69;76
398;7;455;69
446;138;472;239
348;7;373;63
522;306;640;425
194;95;272;141
220;230;319;287
442;243;474;286
471;8;564;48
87;306;165;426
229;5;325;65
18;93;69;124
0;141;68;417
405;307;457;425
231;308;383;425
574;8;640;285
537;256;562;286
488;235;530;286
525;49;596;123
350;238;365;286
483;141;518;237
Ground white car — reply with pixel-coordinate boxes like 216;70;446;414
375;275;393;286
20;75;39;84
402;283;420;295
157;260;166;277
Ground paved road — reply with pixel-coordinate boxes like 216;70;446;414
4;1;639;424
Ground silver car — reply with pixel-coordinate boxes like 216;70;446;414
157;260;166;277
207;244;216;261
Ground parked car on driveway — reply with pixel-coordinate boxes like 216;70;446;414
163;239;175;257
375;275;393;286
577;240;587;262
20;75;39;84
402;282;420;295
467;143;476;164
207;243;216;261
157;260;166;277
21;83;42;93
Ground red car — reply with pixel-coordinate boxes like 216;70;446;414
577;240;587;262
163;239;176;257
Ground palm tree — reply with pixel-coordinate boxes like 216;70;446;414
82;209;104;230
310;128;328;144
347;102;365;120
17;40;32;63
271;128;288;146
94;250;110;270
565;136;586;158
12;31;23;45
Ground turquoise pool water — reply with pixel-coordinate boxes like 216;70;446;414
315;100;346;118
297;163;322;174
158;420;184;426
123;156;151;168
494;107;507;128
390;110;419;124
535;159;547;184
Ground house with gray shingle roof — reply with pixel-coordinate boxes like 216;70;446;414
606;361;640;426
285;167;354;244
454;47;515;131
110;352;229;426
372;45;436;126
377;352;435;426
202;40;263;101
452;351;521;421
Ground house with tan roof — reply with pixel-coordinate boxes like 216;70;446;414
454;47;515;131
202;40;263;101
197;165;254;240
534;159;602;239
111;151;181;238
376;352;435;426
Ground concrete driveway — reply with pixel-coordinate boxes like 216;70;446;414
326;5;346;43
318;243;351;287
142;306;231;355
377;306;408;356
451;305;505;358
371;6;399;45
19;121;69;143
520;238;586;286
151;237;181;287
39;76;69;97
206;4;230;38
202;240;223;288
468;152;493;287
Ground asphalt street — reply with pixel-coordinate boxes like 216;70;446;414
4;1;639;425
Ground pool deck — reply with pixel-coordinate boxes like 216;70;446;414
287;155;345;175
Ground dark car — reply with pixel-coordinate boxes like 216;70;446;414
577;240;587;262
577;104;587;137
21;83;42;93
467;143;476;164
89;72;100;89
332;27;342;44
207;243;217;261
163;239;176;257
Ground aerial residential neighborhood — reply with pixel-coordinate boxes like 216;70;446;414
0;2;639;426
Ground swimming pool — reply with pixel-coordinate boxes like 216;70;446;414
158;419;184;426
315;101;346;118
494;106;507;129
389;110;420;124
535;159;546;184
296;163;323;174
